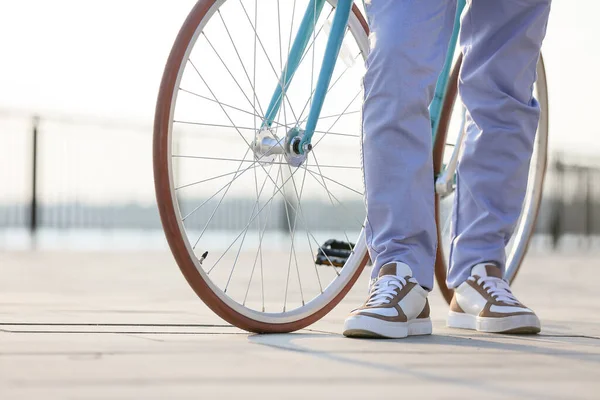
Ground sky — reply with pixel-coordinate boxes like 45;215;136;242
1;0;599;150
1;0;599;205
1;1;599;150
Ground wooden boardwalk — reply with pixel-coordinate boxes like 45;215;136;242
1;251;599;399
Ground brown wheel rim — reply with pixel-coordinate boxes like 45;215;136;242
153;1;371;333
432;54;461;305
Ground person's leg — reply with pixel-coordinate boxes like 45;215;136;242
363;0;456;290
447;0;551;288
344;0;456;339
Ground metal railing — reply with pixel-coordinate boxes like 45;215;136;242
1;111;599;246
544;154;600;249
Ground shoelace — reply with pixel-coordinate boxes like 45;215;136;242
365;275;417;307
469;276;519;305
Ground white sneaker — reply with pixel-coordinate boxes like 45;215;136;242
447;264;541;334
343;262;432;339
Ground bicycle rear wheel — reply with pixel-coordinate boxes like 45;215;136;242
154;0;370;332
433;55;549;303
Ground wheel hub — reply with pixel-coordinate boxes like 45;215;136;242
250;127;311;167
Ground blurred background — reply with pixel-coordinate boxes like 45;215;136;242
0;0;599;253
2;3;599;399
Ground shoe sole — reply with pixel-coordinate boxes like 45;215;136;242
343;316;432;339
447;311;541;334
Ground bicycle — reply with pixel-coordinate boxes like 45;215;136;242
153;0;548;332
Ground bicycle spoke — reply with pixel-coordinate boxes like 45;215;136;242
176;164;257;191
207;149;341;281
245;0;265;308
191;55;309;239
239;1;299;122
207;162;307;275
210;164;278;278
253;0;259;133
317;110;360;121
204;145;345;281
277;65;303;309
310;152;357;252
192;149;254;249
305;163;360;170
173;154;360;170
271;6;335;131
285;165;343;278
174;120;261;131
285;0;298;69
309;0;317;111
321;88;362;133
173;155;254;163
269;119;360;137
296;32;357;124
180;88;262;120
217;9;266;118
304;165;363;197
224;162;275;293
181;148;252;221
178;126;295;224
276;0;284;71
285;159;323;293
242;159;282;310
181;94;289;235
175;117;356;138
187;59;255;150
312;89;362;149
271;166;343;277
304;165;365;230
202;33;263;119
269;0;284;137
314;129;359;138
280;165;305;310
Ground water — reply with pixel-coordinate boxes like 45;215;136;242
0;228;361;253
1;228;598;254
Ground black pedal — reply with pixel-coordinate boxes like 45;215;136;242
315;239;355;267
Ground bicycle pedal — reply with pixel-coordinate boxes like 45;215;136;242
315;239;355;268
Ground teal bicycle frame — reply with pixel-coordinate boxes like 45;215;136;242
261;0;467;154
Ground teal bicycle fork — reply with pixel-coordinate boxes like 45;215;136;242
260;0;466;156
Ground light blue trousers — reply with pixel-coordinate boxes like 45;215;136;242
363;0;551;289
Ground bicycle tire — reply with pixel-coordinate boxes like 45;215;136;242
154;0;371;333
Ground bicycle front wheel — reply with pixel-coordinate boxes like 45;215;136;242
154;0;370;332
433;55;549;303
